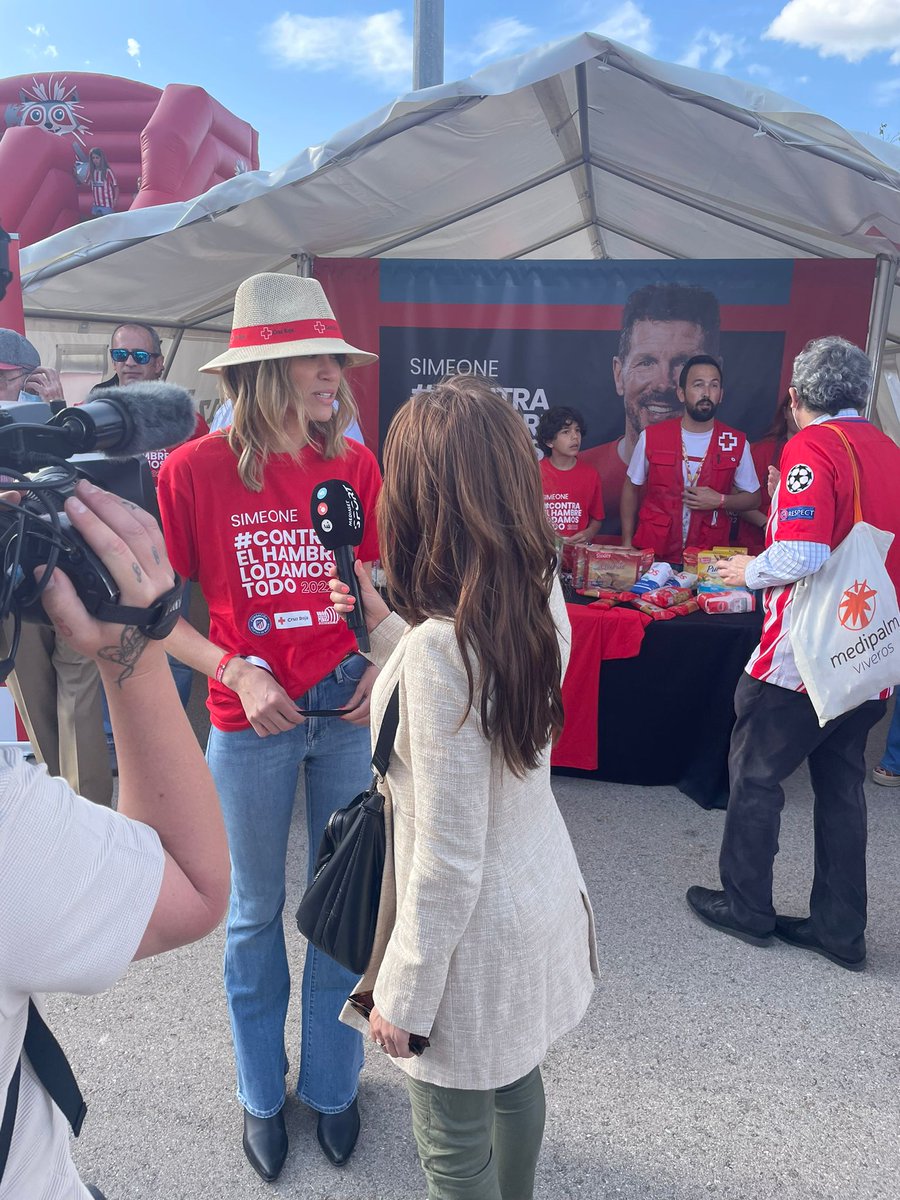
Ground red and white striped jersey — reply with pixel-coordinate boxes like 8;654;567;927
747;414;900;693
90;168;117;210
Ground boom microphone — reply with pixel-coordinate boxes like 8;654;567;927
310;479;370;654
49;381;197;457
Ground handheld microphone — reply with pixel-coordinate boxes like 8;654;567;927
49;381;197;457
310;479;370;654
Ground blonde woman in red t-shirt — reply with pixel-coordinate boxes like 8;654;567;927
157;274;381;1183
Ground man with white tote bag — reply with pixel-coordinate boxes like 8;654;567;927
686;336;900;971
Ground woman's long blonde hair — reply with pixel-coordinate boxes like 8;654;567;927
222;356;359;491
379;375;564;777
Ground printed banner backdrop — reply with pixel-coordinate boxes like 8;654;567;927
314;258;876;532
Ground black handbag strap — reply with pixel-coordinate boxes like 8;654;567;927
0;1000;87;1184
371;685;400;780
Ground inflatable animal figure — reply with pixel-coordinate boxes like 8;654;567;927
0;72;259;247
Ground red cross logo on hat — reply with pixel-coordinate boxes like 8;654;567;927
260;326;273;341
313;321;326;335
718;432;738;452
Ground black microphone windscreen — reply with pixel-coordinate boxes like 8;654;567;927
310;479;364;549
90;381;197;456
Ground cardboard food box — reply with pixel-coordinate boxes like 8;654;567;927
697;546;748;589
584;545;655;592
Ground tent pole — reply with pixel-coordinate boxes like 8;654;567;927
575;63;606;259
414;0;444;89
161;328;185;381
864;253;898;420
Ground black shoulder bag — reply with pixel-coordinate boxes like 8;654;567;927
296;685;400;976
0;1001;87;1185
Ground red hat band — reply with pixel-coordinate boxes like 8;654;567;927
229;318;343;350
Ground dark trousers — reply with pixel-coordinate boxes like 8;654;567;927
720;674;885;959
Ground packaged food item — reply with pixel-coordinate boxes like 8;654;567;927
572;544;589;591
645;587;694;609
697;547;747;589
584;545;654;592
671;571;698;589
577;586;621;603
630;561;675;594
629;595;700;619
682;547;700;574
698;589;757;614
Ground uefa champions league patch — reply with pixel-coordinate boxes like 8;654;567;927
785;463;814;493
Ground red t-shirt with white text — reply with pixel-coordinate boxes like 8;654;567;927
540;458;605;536
157;434;382;731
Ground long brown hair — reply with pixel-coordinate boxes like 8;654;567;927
221;357;358;491
379;375;564;776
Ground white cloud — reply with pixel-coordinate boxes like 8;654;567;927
583;1;654;55
27;22;48;36
264;10;412;88
765;0;900;63
471;18;535;64
679;29;747;72
127;37;141;58
874;77;900;106
44;44;58;58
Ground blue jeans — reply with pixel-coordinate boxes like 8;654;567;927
206;653;370;1118
880;699;900;773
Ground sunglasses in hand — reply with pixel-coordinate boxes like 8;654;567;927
347;991;430;1056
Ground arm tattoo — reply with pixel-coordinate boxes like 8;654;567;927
132;561;143;582
97;625;149;686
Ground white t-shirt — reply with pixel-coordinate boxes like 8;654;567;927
0;751;164;1199
627;427;759;543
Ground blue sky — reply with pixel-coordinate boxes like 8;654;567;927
3;1;899;170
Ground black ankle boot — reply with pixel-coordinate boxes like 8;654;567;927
242;1108;288;1182
316;1098;360;1166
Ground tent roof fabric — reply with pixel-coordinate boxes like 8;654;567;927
18;33;900;338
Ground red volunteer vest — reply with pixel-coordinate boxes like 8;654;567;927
633;417;747;563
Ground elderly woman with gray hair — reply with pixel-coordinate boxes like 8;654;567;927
686;335;900;972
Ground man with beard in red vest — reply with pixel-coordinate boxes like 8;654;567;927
619;355;760;564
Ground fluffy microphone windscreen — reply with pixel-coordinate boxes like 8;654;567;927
90;381;197;455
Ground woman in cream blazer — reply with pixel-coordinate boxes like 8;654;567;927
333;376;599;1200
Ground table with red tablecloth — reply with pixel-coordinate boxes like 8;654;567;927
553;602;763;809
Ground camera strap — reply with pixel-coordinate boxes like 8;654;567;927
0;1000;87;1185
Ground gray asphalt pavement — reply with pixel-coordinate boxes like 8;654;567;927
45;701;900;1200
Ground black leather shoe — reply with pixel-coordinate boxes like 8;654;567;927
242;1109;288;1182
86;1188;107;1200
774;916;866;972
686;886;773;947
316;1098;360;1166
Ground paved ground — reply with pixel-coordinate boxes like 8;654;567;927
45;699;900;1200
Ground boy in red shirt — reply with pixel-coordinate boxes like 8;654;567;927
538;407;604;569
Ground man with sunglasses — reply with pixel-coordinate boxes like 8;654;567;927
94;323;207;744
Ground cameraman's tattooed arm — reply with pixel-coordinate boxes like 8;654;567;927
97;625;149;686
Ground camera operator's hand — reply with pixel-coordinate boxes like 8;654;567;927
38;479;174;682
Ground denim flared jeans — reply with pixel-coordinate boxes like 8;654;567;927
207;654;370;1118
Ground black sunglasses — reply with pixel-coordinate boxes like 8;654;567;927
111;348;157;365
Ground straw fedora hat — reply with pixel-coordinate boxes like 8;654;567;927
200;273;377;374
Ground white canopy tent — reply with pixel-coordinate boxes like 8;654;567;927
17;32;900;434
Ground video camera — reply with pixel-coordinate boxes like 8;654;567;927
0;220;197;679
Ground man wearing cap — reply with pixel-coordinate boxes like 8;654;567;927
0;329;65;408
0;329;113;806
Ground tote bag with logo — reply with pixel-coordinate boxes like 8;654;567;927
789;425;900;727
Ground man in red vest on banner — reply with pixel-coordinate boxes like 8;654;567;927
619;355;760;563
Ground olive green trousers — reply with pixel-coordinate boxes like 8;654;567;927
406;1065;545;1199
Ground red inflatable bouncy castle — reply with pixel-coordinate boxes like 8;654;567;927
0;73;259;247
